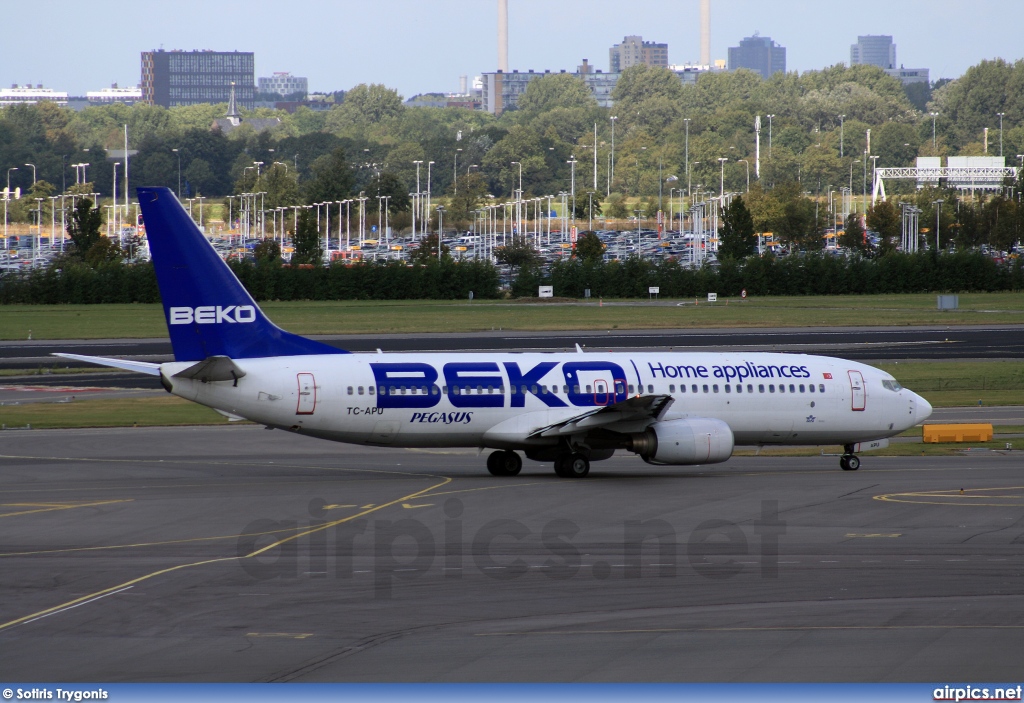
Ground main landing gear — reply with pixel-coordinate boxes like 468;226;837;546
840;445;861;471
554;453;590;478
486;450;522;476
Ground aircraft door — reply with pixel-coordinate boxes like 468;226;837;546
593;379;610;406
848;370;866;411
296;373;317;415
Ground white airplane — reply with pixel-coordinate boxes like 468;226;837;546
59;187;932;477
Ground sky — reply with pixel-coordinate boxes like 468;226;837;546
2;0;1022;98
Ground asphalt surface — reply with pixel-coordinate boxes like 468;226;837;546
2;425;1023;682
3;324;1023;391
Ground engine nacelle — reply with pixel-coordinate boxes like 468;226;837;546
629;418;734;465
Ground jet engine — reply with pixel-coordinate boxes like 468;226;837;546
628;418;734;465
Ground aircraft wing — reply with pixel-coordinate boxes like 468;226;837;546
528;394;675;438
53;353;161;376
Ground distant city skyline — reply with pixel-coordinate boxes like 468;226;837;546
1;0;1021;99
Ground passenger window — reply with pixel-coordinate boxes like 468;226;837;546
769;384;775;393
692;384;698;393
819;384;825;392
789;384;795;393
736;385;742;393
369;386;376;395
747;384;753;393
499;386;505;394
648;384;654;393
703;384;709;393
443;385;449;394
809;384;815;393
799;384;805;393
615;383;624;394
358;386;364;395
725;384;731;393
586;385;592;393
453;386;461;395
347;386;353;395
713;384;719;393
669;384;675;393
574;384;581;394
531;385;538;394
477;385;484;394
758;384;764;393
628;384;635;394
521;385;528;395
431;385;439;395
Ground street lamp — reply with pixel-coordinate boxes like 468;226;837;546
717;158;728;197
838;115;845;158
997;113;1005;157
609;115;617;192
930;112;939;150
453;148;462;195
567;157;578;228
767;114;775;159
24;163;36;187
6;167;17;194
683;117;691;197
171;149;181;198
932;199;943;251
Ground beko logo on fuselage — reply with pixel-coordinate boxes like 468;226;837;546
169;306;257;325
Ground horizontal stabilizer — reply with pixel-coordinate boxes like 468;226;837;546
52;353;161;376
172;355;247;383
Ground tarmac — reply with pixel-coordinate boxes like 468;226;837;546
1;425;1023;682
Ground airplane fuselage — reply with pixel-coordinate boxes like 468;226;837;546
163;351;929;452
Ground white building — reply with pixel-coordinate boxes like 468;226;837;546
257;72;308;97
86;85;143;104
0;85;68;107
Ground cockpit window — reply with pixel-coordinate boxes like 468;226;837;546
881;379;903;392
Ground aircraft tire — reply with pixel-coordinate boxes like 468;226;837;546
501;450;523;476
487;451;505;476
553;455;572;478
844;455;860;471
566;454;590;478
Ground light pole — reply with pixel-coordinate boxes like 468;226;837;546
995;113;1003;157
453;148;462;195
413;160;422;239
436;206;445;258
24;163;36;187
930;112;939;151
112;162;120;236
6;167;17;194
171;149;181;198
718;158;728;197
683;117;690;198
511;161;523;235
253;161;264;177
870;155;879;206
738;159;749;193
767;114;775;159
567;157;578;230
932;199;943;251
838;114;845;158
426;161;434;234
609;115;617;192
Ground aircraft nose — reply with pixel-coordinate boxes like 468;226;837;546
915;394;933;424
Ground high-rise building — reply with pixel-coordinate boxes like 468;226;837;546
257;72;308;97
609;36;669;73
141;50;255;109
727;35;786;80
850;35;896;70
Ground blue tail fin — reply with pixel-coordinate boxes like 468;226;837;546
138;186;347;361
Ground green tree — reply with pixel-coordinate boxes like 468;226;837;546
253;238;281;262
303;147;355;204
572;191;603;221
290;208;322;265
257;162;299;209
184;158;215;195
517;74;597;115
495;237;540;279
446;171;489;224
328;83;404;127
840;213;867;253
365;171;411;214
605;193;628;219
718;195;756;260
409;233;449;263
66;197;104;256
574;231;605;262
866;200;900;254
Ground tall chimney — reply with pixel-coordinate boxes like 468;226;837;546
498;0;509;72
700;0;710;66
